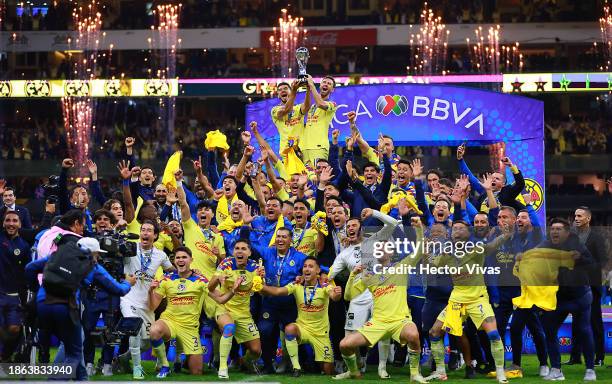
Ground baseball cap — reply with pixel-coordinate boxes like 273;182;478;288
77;237;108;254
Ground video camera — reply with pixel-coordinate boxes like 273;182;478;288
92;317;144;346
42;175;59;203
93;230;138;281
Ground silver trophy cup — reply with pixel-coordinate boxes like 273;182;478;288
296;47;310;84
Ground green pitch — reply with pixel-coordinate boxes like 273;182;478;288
89;355;611;383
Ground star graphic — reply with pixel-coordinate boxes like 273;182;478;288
559;74;571;91
535;80;547;92
585;74;590;89
511;78;524;92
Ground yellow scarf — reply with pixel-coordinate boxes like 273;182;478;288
512;247;575;311
161;151;182;191
268;215;285;246
216;193;238;225
217;217;243;233
380;190;422;215
311;211;328;236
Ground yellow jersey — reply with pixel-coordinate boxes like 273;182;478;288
214;257;259;320
271;104;305;153
183;218;226;279
286;282;333;336
292;226;318;257
156;272;209;328
302;101;337;151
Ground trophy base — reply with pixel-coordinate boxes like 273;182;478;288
297;74;309;85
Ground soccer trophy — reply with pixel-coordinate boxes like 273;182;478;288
295;47;310;84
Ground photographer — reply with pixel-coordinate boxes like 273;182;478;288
36;209;84;259
0;210;31;362
25;236;136;381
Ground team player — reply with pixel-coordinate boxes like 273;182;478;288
260;256;342;376
328;208;397;379
271;80;310;154
120;220;175;379
333;213;427;383
427;220;511;384
302;75;337;166
208;240;264;375
148;247;242;378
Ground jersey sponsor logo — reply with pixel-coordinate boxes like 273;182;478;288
495;251;514;265
299;303;324;312
373;284;397;298
376;95;408;116
169;296;196;306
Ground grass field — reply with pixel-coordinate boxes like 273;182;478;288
88;355;612;383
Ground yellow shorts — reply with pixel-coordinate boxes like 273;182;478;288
357;316;413;347
204;297;228;320
234;317;260;344
301;148;329;168
436;299;495;334
297;324;333;363
160;319;202;355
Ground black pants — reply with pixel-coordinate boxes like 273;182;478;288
570;286;604;363
328;298;346;361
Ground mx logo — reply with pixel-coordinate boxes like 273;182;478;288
376;95;408;116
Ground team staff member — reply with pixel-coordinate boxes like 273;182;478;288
209;240;264;375
261;256;342;376
271;80;310;154
148;247;241;379
301;75;337;166
0;211;31;362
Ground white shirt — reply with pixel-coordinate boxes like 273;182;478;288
121;243;172;309
330;242;373;305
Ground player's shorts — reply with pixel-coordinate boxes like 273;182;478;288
302;148;329;167
357;315;414;347
159;318;202;355
234;317;260;344
345;300;372;331
204;297;228;320
296;324;333;363
120;301;154;339
0;294;22;327
436;299;495;334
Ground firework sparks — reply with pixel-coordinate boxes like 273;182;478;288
150;3;181;152
62;0;102;176
467;25;523;75
407;2;449;75
269;9;307;78
601;0;611;71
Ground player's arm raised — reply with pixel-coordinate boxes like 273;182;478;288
307;76;329;110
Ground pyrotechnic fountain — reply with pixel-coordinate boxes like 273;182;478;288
269;9;307;78
61;0;102;176
407;2;449;75
150;3;181;153
601;0;611;71
467;25;523;75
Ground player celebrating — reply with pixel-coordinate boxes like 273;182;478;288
120;219;175;380
328;208;397;379
208;240;264;375
148;247;242;378
302;75;337;166
260;256;342;376
271;80;310;154
427;220;511;384
333;215;427;383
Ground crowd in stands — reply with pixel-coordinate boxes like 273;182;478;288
1;0;601;32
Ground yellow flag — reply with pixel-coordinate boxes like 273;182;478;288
161;151;182;191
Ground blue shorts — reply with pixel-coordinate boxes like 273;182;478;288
0;293;23;327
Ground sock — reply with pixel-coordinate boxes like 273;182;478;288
129;336;141;368
430;336;446;374
285;334;301;370
487;331;505;369
343;353;359;374
408;348;421;377
219;324;235;371
167;339;177;363
151;338;168;367
378;339;390;368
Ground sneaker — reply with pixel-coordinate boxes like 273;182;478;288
333;371;361;380
251;361;263;375
156;366;170;379
102;364;113;377
86;363;95;377
543;368;565;381
378;366;390;379
411;374;430;383
594;360;604;367
506;364;523;379
465;365;476;379
562;358;581;365
425;370;448;381
584;369;596;381
539;365;550;377
476;363;495;375
496;368;509;384
292;368;302;377
217;368;229;379
133;365;145;380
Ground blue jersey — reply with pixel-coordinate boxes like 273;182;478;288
0;232;31;295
